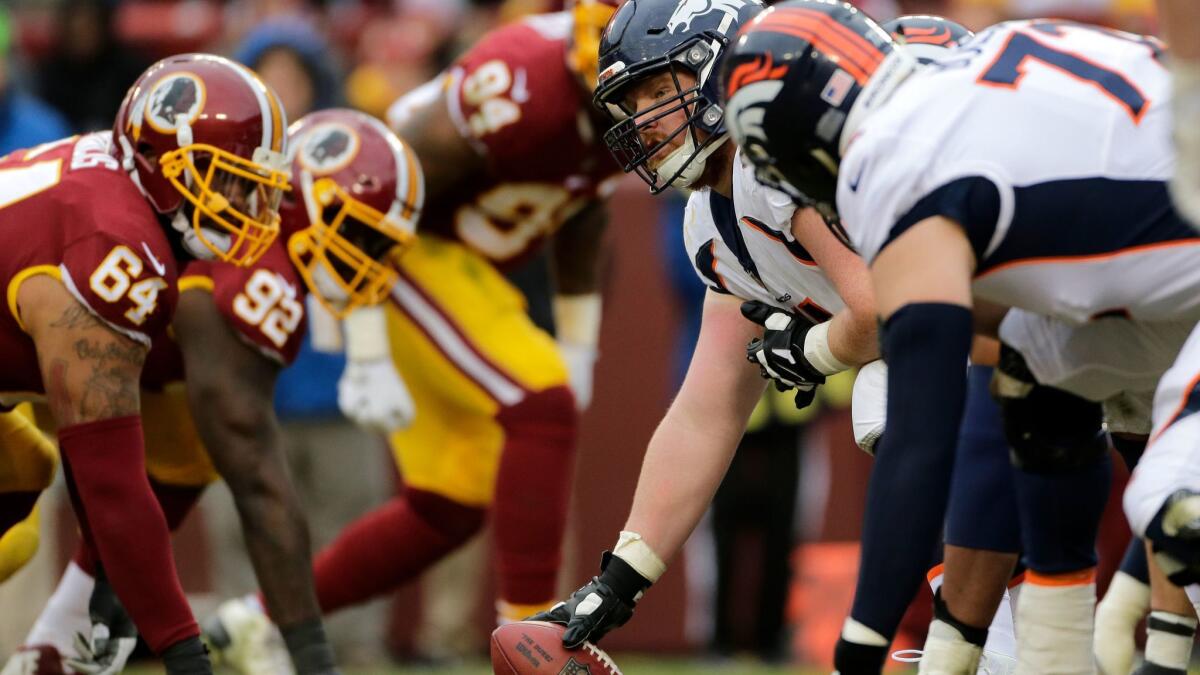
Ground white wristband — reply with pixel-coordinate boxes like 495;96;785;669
554;293;602;348
612;530;666;583
803;320;850;376
344;305;390;362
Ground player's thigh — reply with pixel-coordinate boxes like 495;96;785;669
142;385;219;487
384;238;569;506
0;404;57;494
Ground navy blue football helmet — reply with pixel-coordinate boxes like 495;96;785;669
719;0;911;231
883;15;973;64
593;0;766;192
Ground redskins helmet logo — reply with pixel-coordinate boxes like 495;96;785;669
298;123;360;174
145;73;205;133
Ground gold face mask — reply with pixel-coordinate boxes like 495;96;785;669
160;143;291;266
288;176;417;319
569;0;619;89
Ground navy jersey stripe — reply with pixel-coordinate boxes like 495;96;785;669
740;216;817;263
694;238;732;294
710;191;761;281
889;176;1002;260
887;177;1199;272
1155;372;1200;442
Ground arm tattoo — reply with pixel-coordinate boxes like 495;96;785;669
73;338;144;420
44;303;145;426
50;303;103;330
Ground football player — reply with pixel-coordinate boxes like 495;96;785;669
0;52;291;674
725;2;1200;672
204;0;624;666
0;108;421;675
532;2;1020;674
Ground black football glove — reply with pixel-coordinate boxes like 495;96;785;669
528;552;651;648
740;300;826;409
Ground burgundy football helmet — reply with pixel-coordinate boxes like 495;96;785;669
283;108;424;317
114;53;291;266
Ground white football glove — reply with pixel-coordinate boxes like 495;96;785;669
66;623;136;675
338;359;415;434
558;341;598;410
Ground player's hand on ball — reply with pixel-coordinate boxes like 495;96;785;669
740;301;825;408
528;552;652;648
338;358;416;433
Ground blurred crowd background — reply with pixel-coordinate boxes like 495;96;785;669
0;0;1166;670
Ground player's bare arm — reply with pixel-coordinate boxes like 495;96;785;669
531;290;766;647
551;200;609;408
389;79;484;202
22;275;210;672
790;206;877;366
23;276;145;425
622;290;767;559
172;290;318;630
871;216;974;319
551;199;608;295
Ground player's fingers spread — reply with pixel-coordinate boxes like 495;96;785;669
740;300;774;326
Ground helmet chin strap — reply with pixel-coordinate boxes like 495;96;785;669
839;49;918;156
659;131;729;188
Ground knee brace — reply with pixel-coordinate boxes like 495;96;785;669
995;345;1107;473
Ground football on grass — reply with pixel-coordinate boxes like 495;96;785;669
490;621;621;674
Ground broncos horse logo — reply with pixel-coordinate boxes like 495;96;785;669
666;0;747;34
146;74;204;132
299;124;360;174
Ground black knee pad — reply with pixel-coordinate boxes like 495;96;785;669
995;345;1107;473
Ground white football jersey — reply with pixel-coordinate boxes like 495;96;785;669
684;149;845;322
840;20;1200;325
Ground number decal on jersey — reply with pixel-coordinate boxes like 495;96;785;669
89;246;168;325
460;60;522;137
978;30;1149;123
454;183;577;261
1028;20;1166;64
233;269;303;349
0;161;63;211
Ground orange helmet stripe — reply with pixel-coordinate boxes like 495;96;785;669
727;53;789;96
754;9;885;85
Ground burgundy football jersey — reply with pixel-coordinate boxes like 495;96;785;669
142;238;306;389
388;12;620;269
0;133;178;396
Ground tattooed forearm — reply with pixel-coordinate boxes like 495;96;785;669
73;338;146;368
78;365;140;419
49;303;103;330
46;358;76;427
40;302;146;425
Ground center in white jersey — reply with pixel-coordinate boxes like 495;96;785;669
839;19;1200;325
683;149;844;322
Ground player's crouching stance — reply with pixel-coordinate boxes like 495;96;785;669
729;2;1200;673
533;2;1022;673
0;53;291;674
1;109;419;675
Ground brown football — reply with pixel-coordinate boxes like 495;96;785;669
490;621;622;675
